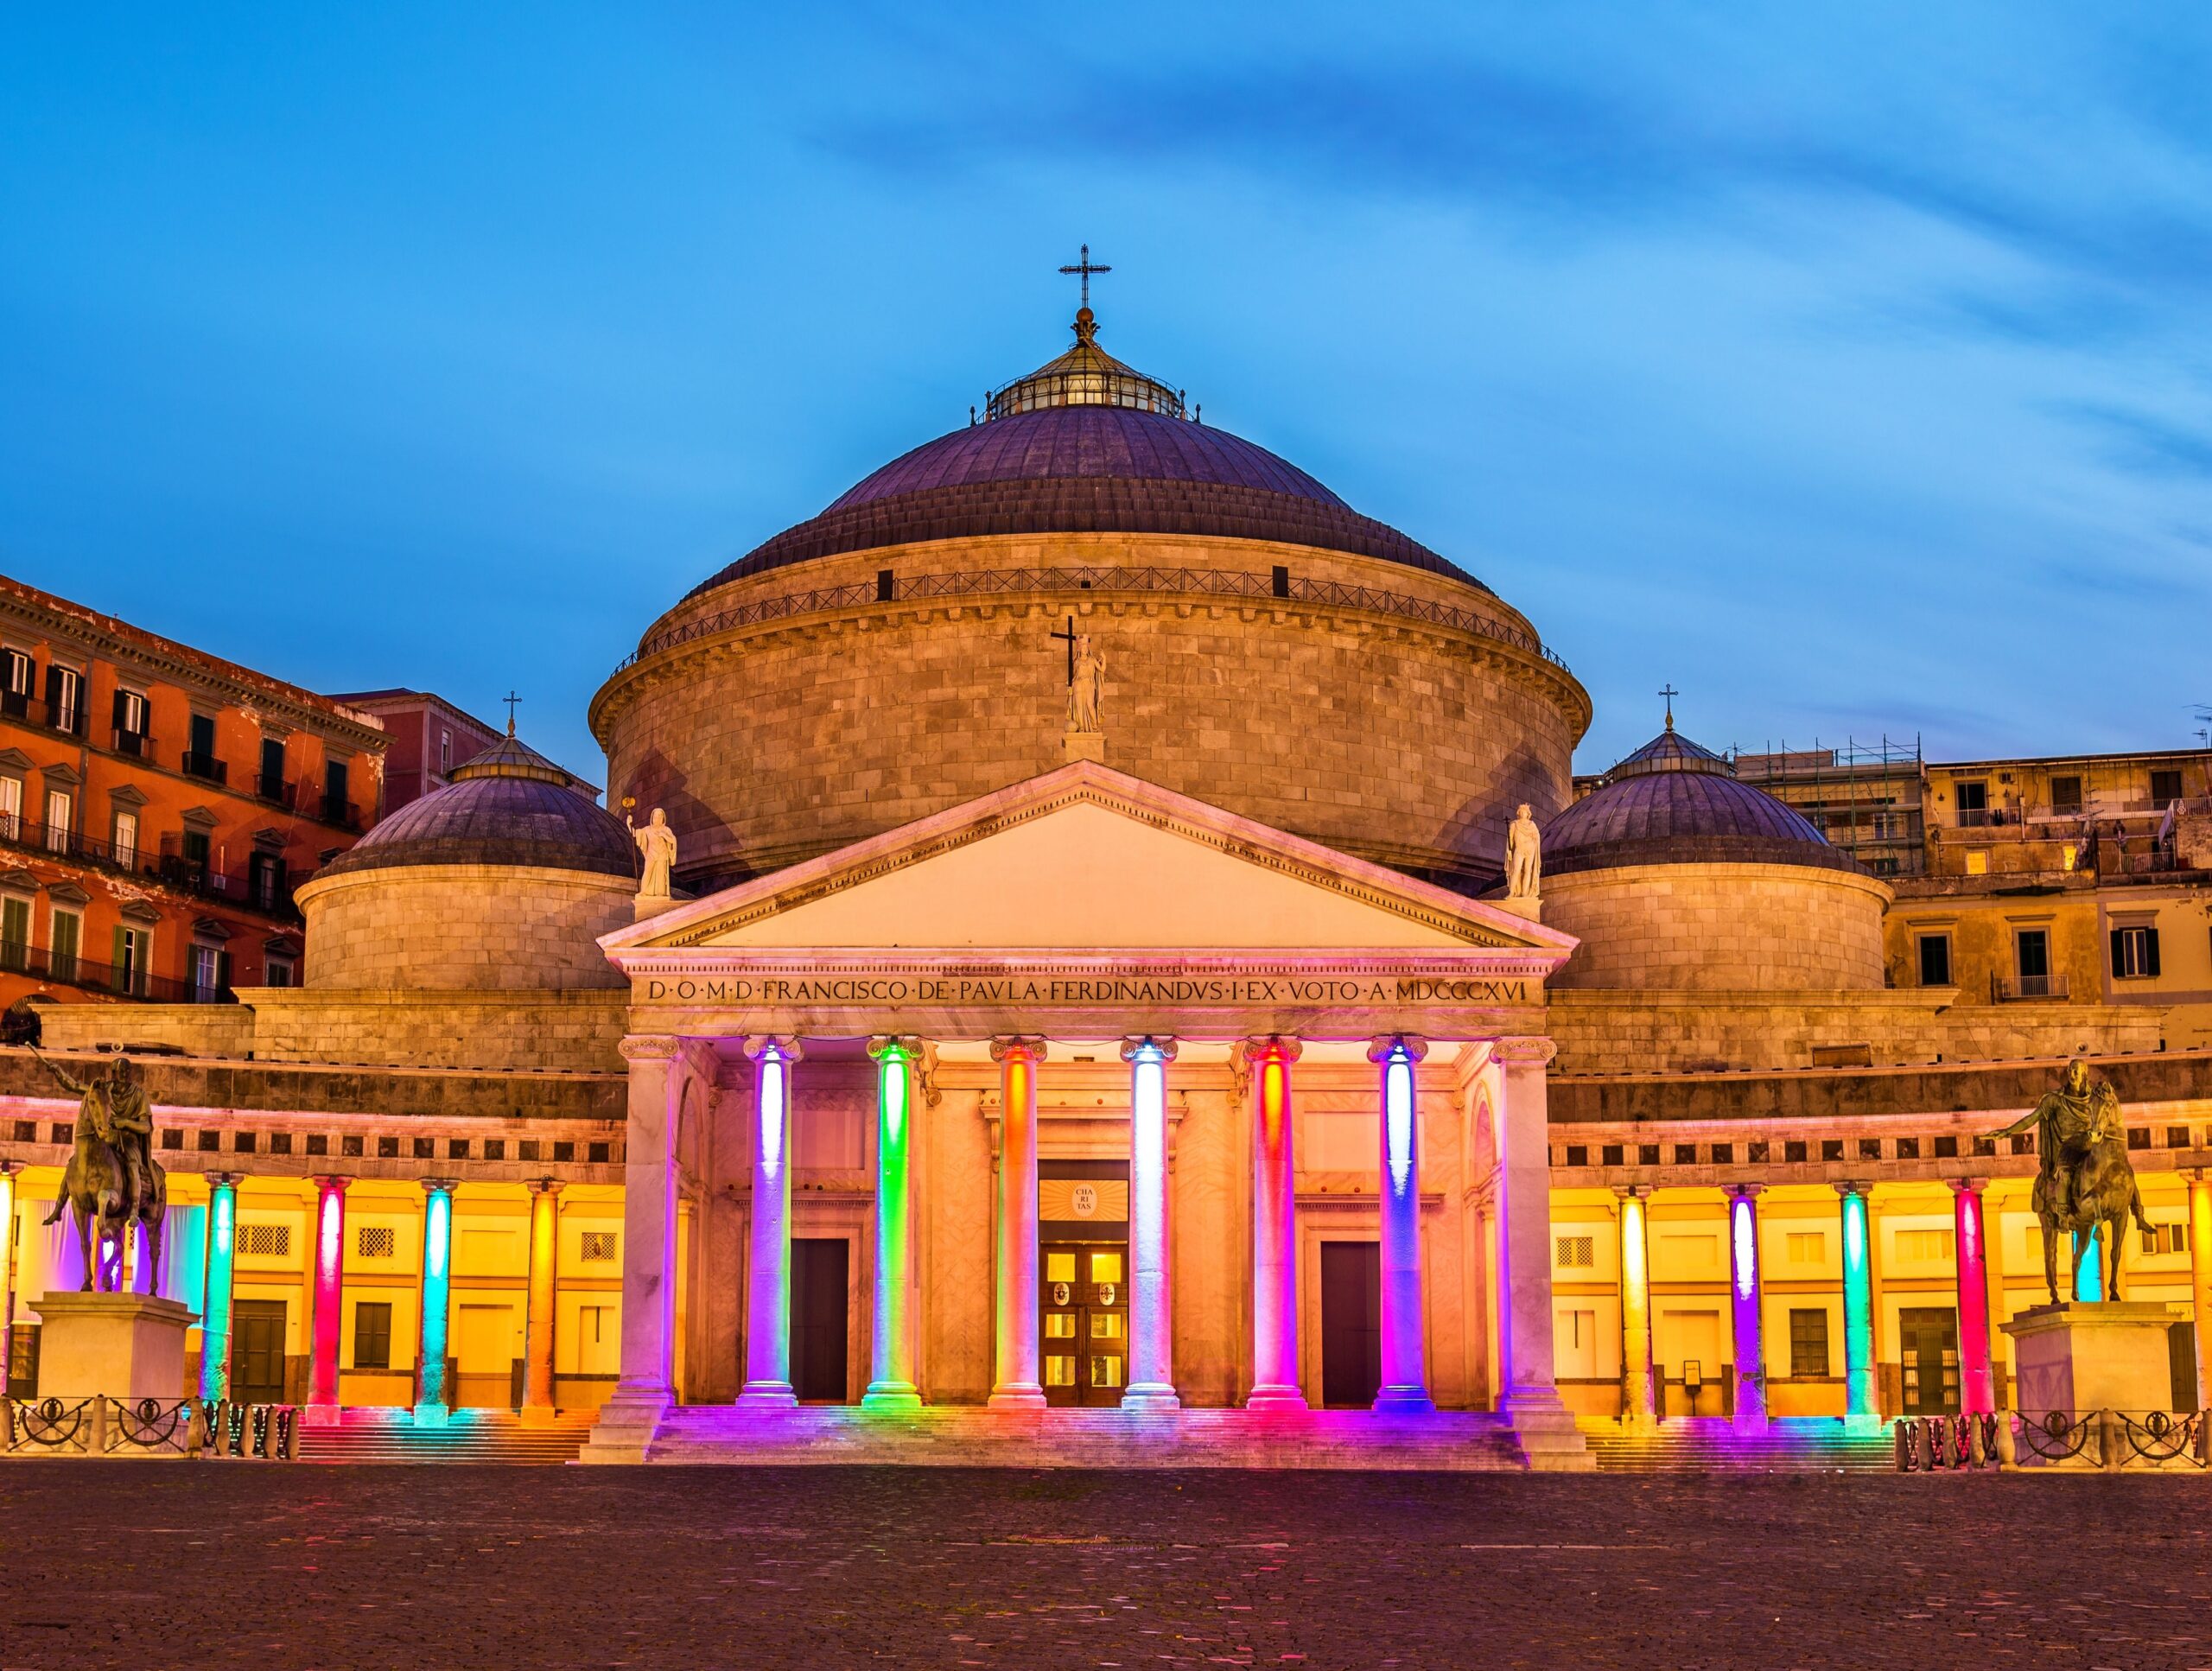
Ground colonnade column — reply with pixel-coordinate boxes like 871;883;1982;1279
520;1179;562;1425
1371;1036;1433;1413
305;1175;348;1423
988;1036;1047;1409
2192;1173;2212;1409
1836;1181;1878;1433
603;1036;683;1435
1616;1184;1656;1429
1243;1036;1306;1412
1728;1184;1768;1433
865;1036;923;1410
0;1160;17;1396
738;1036;801;1409
1122;1036;1179;1411
1949;1178;1994;1415
413;1179;455;1426
1490;1038;1570;1429
198;1173;239;1404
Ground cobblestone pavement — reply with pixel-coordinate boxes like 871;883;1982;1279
3;1465;2209;1668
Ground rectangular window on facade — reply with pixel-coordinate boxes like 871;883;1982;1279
51;909;80;981
190;944;224;1001
581;1230;619;1263
440;729;452;773
0;775;17;839
238;1223;291;1259
111;688;149;755
0;897;29;972
265;957;294;988
352;1301;392;1371
1917;934;1952;987
1786;1231;1825;1265
2016;929;2050;980
111;809;137;869
112;925;150;996
43;789;72;853
2050;774;2082;814
1554;1234;1594;1270
1;647;32;714
1896;1228;1956;1263
259;738;288;803
1955;780;1988;823
2151;768;2184;807
46;665;83;734
249;851;283;912
2112;924;2161;980
1964;849;1989;875
1789;1308;1830;1378
356;1225;397;1260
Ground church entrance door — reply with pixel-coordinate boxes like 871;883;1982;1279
232;1299;288;1405
791;1237;849;1402
1039;1242;1128;1407
1319;1242;1382;1407
1898;1306;1960;1415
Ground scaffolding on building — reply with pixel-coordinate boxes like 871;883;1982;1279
1729;734;1926;878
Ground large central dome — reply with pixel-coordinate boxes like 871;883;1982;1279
684;308;1482;598
596;302;1587;895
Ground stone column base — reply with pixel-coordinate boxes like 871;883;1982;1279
518;1403;559;1427
413;1401;451;1429
580;1386;671;1463
861;1382;923;1412
1245;1386;1310;1414
1499;1388;1595;1471
736;1382;798;1411
1120;1385;1182;1414
1373;1387;1437;1415
987;1384;1048;1411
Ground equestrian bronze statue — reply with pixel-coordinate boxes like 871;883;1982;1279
33;1049;168;1294
1990;1058;2152;1303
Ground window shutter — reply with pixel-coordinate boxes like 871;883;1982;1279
111;688;130;729
2146;928;2162;979
216;950;232;992
2112;926;2127;975
111;924;127;976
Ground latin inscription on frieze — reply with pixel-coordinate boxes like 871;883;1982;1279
638;975;1531;1006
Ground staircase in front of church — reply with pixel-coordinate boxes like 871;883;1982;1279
639;1406;1534;1471
1578;1415;1896;1473
297;1407;596;1465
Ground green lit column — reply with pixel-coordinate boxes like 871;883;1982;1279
1836;1182;1879;1434
199;1173;240;1403
864;1036;923;1410
414;1180;457;1426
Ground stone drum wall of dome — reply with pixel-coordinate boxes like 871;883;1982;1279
295;864;635;991
592;317;1588;893
1543;862;1891;992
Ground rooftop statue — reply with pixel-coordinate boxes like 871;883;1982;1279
1990;1058;2152;1302
630;806;678;899
34;1049;168;1294
1067;633;1106;735
1505;803;1541;899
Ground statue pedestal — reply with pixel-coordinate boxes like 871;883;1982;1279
1062;731;1105;765
1493;893;1542;924
632;891;682;924
2002;1300;2180;1415
29;1292;197;1401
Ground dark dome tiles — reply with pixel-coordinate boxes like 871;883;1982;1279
319;774;638;881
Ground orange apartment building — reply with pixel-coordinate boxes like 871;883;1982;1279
0;575;388;1020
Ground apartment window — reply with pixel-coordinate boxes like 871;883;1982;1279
46;664;84;734
111;808;138;869
1;648;32;715
2016;929;2050;982
324;758;352;823
0;775;18;839
1789;1309;1830;1378
2151;768;2184;807
112;925;150;996
2112;924;2161;980
184;712;223;783
258;737;288;803
51;908;81;982
352;1301;393;1371
264;956;294;988
2049;775;2082;814
1955;780;1988;825
43;788;73;853
1917;933;1951;987
2144;1223;2191;1257
181;828;211;884
111;688;149;756
0;897;29;972
440;729;452;774
190;943;228;1001
249;851;283;912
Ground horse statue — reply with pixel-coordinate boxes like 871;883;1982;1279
1991;1058;2152;1302
33;1050;167;1294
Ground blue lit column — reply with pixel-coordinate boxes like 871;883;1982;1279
414;1180;456;1426
1121;1036;1179;1412
1837;1182;1878;1434
198;1173;239;1403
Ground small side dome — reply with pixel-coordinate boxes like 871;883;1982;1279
1543;726;1863;879
317;734;635;880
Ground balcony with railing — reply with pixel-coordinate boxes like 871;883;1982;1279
1993;972;2070;1002
320;792;361;832
111;726;153;761
0;938;233;1004
181;749;227;785
0;815;299;922
41;696;86;737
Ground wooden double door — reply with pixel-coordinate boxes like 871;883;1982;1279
1040;1242;1128;1407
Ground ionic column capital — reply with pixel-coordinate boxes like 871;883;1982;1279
867;1035;924;1062
988;1035;1048;1064
525;1178;563;1198
1236;1035;1302;1064
1490;1035;1557;1069
1613;1182;1652;1201
1366;1035;1429;1065
421;1178;460;1197
742;1034;804;1064
1833;1179;1870;1199
1120;1035;1179;1063
1948;1176;1986;1197
1730;1182;1767;1201
203;1170;242;1188
313;1174;351;1195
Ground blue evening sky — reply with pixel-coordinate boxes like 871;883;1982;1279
3;4;2208;784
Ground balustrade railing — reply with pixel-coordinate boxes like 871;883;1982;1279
2;1396;298;1458
1895;1409;2210;1471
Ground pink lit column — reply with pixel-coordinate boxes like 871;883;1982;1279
1950;1178;1995;1415
1370;1036;1433;1413
1244;1036;1306;1412
305;1175;349;1423
1728;1185;1768;1433
989;1036;1047;1409
1121;1036;1179;1410
600;1036;683;1441
738;1036;801;1409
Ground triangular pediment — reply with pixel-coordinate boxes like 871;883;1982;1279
605;763;1574;960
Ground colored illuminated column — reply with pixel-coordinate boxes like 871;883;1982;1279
604;1036;683;1436
306;1175;349;1423
1949;1178;1994;1415
519;1179;562;1423
1836;1182;1878;1433
988;1036;1048;1409
199;1172;239;1403
0;1160;17;1395
414;1179;456;1426
2073;1225;2105;1302
2190;1173;2212;1408
865;1036;923;1410
1370;1036;1433;1413
1616;1185;1656;1429
1491;1038;1573;1433
1122;1035;1179;1412
739;1036;801;1409
1728;1185;1768;1433
1243;1036;1306;1412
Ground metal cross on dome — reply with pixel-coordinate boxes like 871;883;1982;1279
503;690;522;736
1058;244;1111;310
1658;683;1678;731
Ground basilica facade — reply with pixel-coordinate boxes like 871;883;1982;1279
7;305;2209;1466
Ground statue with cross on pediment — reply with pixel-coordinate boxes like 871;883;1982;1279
1051;615;1107;735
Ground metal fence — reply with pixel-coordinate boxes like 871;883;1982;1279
1896;1409;2210;1471
1;1396;300;1459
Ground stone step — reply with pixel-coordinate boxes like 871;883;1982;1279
297;1409;595;1465
1577;1416;1895;1473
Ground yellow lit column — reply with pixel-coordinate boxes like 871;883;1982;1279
1616;1185;1656;1430
521;1179;563;1426
0;1161;17;1395
2192;1172;2212;1409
